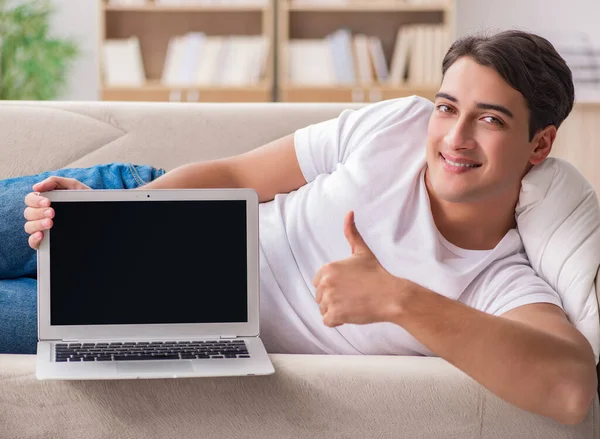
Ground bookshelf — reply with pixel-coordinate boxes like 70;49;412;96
100;0;275;102
277;0;456;103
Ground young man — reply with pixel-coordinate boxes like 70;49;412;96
14;30;598;423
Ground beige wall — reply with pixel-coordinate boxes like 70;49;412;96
553;103;600;195
49;0;100;101
456;0;600;44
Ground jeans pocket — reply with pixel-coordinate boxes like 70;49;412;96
126;163;166;188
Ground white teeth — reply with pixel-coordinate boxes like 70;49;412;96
442;156;479;168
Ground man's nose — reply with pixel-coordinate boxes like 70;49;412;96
444;120;476;150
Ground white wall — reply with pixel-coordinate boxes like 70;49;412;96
456;0;600;46
48;0;99;100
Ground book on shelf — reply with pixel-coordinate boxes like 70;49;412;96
369;36;389;83
389;23;448;87
287;24;448;88
289;29;386;87
102;36;146;86
326;29;356;85
288;39;337;86
162;33;269;87
352;34;373;86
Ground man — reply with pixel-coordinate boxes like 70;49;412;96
15;30;598;424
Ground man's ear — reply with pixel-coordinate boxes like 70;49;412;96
529;125;557;165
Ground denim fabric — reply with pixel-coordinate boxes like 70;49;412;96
0;163;165;354
0;278;37;354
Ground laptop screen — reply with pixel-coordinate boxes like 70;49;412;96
49;200;248;326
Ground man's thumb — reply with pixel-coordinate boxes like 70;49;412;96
344;211;372;255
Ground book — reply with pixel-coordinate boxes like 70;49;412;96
388;26;413;86
288;39;337;86
102;37;146;86
407;25;425;86
195;37;225;85
161;36;188;86
326;28;355;85
353;34;373;86
181;32;206;84
369;36;389;83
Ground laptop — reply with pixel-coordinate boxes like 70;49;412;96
36;188;274;380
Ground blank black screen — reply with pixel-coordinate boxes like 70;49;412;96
49;200;248;326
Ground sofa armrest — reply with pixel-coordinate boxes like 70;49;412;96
0;354;597;439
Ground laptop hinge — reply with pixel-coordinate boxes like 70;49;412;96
219;335;238;340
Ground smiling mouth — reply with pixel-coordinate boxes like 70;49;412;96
440;153;482;168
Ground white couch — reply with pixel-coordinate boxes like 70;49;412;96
0;100;598;439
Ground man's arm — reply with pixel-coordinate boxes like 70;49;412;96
314;211;597;426
391;286;597;425
139;133;307;203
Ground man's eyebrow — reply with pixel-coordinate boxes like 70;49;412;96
434;92;514;119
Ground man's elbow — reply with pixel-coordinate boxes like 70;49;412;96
554;371;597;425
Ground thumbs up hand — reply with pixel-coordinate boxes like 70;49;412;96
313;211;407;328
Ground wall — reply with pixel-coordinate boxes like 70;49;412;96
48;0;100;101
456;0;600;45
456;0;600;101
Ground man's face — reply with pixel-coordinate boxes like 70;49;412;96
425;56;551;205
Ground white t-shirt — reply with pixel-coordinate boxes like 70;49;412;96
257;95;563;356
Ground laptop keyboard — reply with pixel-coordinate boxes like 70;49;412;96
54;340;250;362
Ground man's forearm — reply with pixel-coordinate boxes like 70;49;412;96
391;283;595;424
136;161;239;190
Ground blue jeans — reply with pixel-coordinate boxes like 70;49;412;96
0;163;165;354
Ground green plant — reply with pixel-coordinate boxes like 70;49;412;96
0;0;78;100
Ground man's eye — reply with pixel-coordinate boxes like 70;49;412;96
483;116;503;126
437;104;454;114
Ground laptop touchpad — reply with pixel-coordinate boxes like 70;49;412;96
116;361;193;375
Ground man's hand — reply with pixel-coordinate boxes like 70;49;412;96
24;176;91;250
312;211;406;327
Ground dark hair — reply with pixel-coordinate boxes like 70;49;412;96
442;30;574;141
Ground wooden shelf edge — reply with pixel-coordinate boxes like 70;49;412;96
102;82;272;91
285;0;451;12
280;85;440;91
104;4;270;12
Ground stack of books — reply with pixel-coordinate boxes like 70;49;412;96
389;23;449;86
101;33;270;87
287;24;449;87
162;33;269;86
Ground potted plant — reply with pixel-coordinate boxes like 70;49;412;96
0;0;78;100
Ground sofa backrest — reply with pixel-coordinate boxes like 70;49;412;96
0;101;363;179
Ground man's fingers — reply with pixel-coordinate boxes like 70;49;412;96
315;284;323;304
24;218;53;236
32;178;60;193
25;191;51;209
319;301;327;316
32;176;91;192
24;206;54;221
28;232;44;250
313;267;323;289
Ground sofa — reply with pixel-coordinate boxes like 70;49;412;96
0;100;598;439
